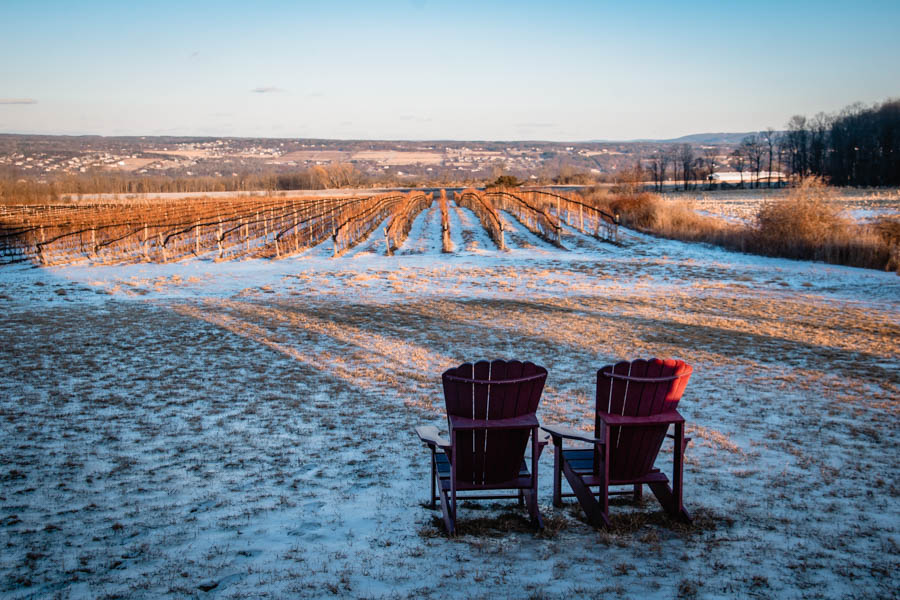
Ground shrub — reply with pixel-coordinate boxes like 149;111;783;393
752;179;893;269
581;178;898;273
754;179;846;258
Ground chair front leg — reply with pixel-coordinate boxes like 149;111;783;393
552;436;563;507
531;427;539;520
524;427;543;528
600;423;610;523
450;432;457;523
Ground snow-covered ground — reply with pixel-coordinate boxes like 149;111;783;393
2;202;898;599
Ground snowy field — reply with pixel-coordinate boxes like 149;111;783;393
668;187;900;224
2;200;899;599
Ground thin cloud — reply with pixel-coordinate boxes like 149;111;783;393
0;98;37;105
251;86;284;94
515;122;556;129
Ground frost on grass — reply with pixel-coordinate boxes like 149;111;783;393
1;205;899;599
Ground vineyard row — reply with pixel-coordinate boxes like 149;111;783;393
0;188;617;265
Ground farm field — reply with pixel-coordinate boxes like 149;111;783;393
671;186;900;224
1;197;899;599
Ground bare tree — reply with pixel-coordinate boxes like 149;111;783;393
808;112;830;177
648;150;670;192
761;128;777;187
731;148;747;188
785;115;809;178
702;148;717;189
678;144;695;190
741;134;765;188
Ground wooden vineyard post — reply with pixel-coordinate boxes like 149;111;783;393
91;227;97;259
195;222;200;255
245;222;250;255
143;224;149;261
384;226;392;256
38;226;46;265
37;225;46;265
158;233;167;262
217;219;224;260
579;203;584;232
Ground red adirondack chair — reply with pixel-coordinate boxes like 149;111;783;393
543;358;693;528
415;360;548;534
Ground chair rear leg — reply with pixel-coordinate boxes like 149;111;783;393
633;484;642;503
647;422;692;522
429;448;437;509
672;421;689;521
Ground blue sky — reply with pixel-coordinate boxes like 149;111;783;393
1;0;898;140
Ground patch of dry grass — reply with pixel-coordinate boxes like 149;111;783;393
583;180;900;273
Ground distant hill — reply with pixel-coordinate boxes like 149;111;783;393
662;132;763;145
589;132;778;145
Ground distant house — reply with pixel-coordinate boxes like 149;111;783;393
711;171;786;184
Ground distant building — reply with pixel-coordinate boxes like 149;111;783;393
711;171;786;184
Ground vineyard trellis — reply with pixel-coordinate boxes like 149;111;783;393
0;193;428;265
0;187;622;266
438;190;451;253
520;188;620;244
384;192;433;256
484;188;563;247
455;188;505;250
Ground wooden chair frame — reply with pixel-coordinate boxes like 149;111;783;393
415;362;548;535
543;360;693;528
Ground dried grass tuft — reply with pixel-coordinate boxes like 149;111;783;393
584;179;899;272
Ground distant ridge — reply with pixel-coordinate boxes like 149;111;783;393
589;132;773;145
661;132;762;144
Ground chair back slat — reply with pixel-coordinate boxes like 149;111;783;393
595;358;692;481
443;360;547;485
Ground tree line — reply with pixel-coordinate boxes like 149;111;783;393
0;163;369;203
784;98;900;186
644;97;899;191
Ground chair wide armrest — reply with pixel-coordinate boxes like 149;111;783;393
448;413;539;432
415;425;451;451
599;410;685;427
537;430;551;447
541;423;603;445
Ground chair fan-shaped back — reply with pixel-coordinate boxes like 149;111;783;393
595;358;692;481
442;360;547;485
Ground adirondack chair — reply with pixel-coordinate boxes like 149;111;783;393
415;360;548;535
543;358;693;528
